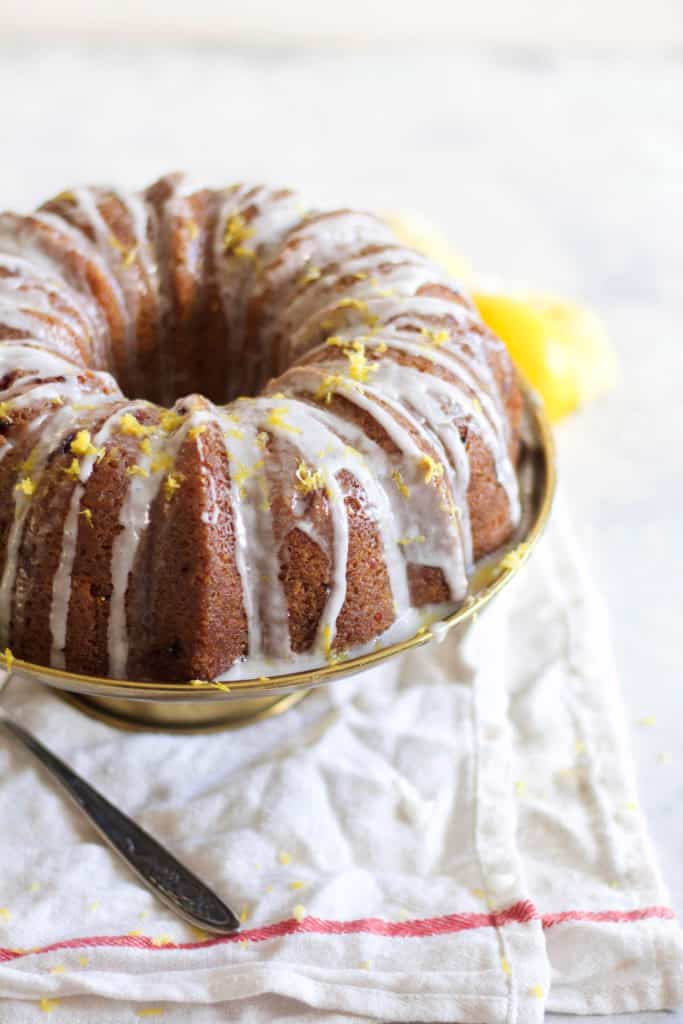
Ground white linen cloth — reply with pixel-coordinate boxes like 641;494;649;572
0;503;680;1023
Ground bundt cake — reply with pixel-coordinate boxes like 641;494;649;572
0;176;522;683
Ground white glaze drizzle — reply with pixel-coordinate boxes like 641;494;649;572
0;180;521;678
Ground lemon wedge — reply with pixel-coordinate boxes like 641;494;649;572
473;291;616;422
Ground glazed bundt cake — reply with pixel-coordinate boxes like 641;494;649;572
0;176;522;682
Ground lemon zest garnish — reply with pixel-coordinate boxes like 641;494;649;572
140;438;152;456
63;458;81;480
321;624;333;657
295;461;325;495
420;326;450;348
359;959;372;969
314;374;348;404
0;906;11;920
16;477;35;496
289;881;306;890
48;965;66;975
637;715;657;727
39;999;60;1013
79;955;88;967
151;452;174;474
345;340;378;384
292;904;306;922
223;213;255;253
71;430;104;460
391;470;410;499
123;246;138;268
2;649;12;674
127;464;150;479
163;473;181;499
54;190;76;203
529;984;544;999
151;934;172;947
119;413;155;438
188;424;207;440
255;431;268;450
233;246;257;260
80;508;93;528
501;956;512;977
0;401;12;422
186;219;199;240
160;410;185;433
188;678;231;693
239;906;250;924
266;405;302;434
336;297;367;313
137;1011;164;1019
325;335;346;348
300;265;321;285
398;535;426;546
419;454;444;485
278;850;292;865
499;543;530;572
472;397;483;416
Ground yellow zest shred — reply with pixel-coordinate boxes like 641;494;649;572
80;508;94;528
295;460;325;495
39;999;60;1014
16;477;35;496
140;438;152;456
151;935;172;947
336;297;368;313
529;984;544;999
278;850;292;865
419;454;444;485
292;904;307;923
137;1011;164;1019
71;430;105;460
314;374;347;404
321;624;333;658
151;452;174;474
289;881;306;890
48;965;66;975
391;470;410;499
300;265;321;285
239;906;250;924
163;473;181;499
398;535;426;546
266;405;302;434
501;956;512;977
79;955;88;967
472;397;483;416
119;413;156;438
127;464;150;479
108;233;137;267
0;401;12;422
345;340;378;384
123;246;138;268
223;213;255;253
186;219;199;240
420;326;450;348
188;424;207;440
63;458;81;480
160;410;185;433
255;431;268;450
3;649;14;674
499;543;530;572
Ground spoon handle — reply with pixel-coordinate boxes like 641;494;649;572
0;711;239;935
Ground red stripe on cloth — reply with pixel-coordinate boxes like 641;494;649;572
0;902;674;963
542;906;676;929
0;900;537;962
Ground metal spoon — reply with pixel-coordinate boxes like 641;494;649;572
0;675;240;935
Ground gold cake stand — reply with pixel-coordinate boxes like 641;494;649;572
0;386;555;733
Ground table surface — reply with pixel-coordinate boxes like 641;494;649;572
0;45;681;1022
